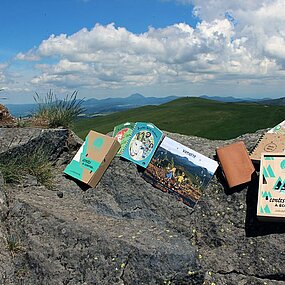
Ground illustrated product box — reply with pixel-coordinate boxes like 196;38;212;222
143;136;218;208
257;153;285;221
64;130;120;187
112;122;135;156
121;122;163;168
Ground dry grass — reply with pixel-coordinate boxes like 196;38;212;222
0;146;54;189
33;90;85;128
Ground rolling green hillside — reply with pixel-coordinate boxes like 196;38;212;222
73;97;285;140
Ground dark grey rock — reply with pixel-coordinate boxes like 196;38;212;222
0;172;9;222
0;127;69;161
0;171;16;285
22;174;39;188
1;128;285;284
67;130;84;150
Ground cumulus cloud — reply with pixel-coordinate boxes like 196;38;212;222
0;72;6;84
16;49;40;61
180;0;285;65
14;0;285;97
0;63;33;99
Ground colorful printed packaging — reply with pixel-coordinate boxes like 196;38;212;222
121;122;163;168
64;130;120;187
257;153;285;221
112;122;135;156
143;136;218;208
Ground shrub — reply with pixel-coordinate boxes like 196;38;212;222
33;90;85;128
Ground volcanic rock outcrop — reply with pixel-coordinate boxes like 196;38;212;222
0;127;284;285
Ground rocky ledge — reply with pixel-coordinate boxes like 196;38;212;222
0;127;284;285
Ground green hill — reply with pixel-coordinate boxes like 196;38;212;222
73;97;285;140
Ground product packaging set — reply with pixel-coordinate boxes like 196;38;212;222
64;119;285;215
215;119;285;221
65;121;218;209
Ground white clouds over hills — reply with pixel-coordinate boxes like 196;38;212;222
6;0;285;99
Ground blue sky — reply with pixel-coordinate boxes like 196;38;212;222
1;0;285;103
1;0;197;60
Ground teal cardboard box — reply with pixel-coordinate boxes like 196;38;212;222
64;130;120;187
121;122;163;168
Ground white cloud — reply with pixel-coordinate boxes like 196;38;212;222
265;36;285;60
0;63;9;84
11;0;285;99
0;73;6;84
16;50;40;61
18;21;260;88
0;62;35;99
179;0;285;64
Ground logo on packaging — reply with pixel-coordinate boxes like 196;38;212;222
264;142;277;152
93;137;104;150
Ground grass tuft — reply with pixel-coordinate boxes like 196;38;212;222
20;147;54;189
16;118;30;128
0;146;54;189
6;234;24;257
33;90;85;128
0;160;21;184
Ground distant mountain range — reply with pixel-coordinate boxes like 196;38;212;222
5;93;285;117
199;95;285;105
6;93;178;117
199;95;272;103
81;93;178;115
255;97;285;106
5;103;36;118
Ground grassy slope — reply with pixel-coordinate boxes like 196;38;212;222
73;97;285;140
